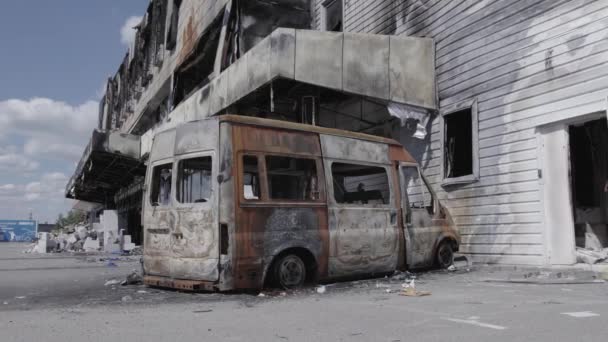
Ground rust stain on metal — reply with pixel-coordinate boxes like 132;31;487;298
178;15;198;66
144;275;216;291
231;123;329;289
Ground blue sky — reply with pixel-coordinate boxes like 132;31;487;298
0;0;148;223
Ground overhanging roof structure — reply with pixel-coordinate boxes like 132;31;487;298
66;130;145;205
169;28;437;123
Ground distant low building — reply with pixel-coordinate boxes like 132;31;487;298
0;220;37;242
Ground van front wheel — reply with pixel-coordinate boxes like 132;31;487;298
274;254;307;289
436;241;454;269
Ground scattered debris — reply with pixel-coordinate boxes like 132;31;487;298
23;214;141;255
316;285;326;294
121;295;133;303
258;293;266;297
15;296;26;299
193;309;213;313
576;247;608;264
399;279;431;297
122;271;143;286
137;290;148;294
484;270;605;285
3;301;8;305
447;265;457;272
391;270;416;282
104;279;122;286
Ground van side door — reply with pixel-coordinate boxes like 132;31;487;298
321;134;401;278
399;163;445;268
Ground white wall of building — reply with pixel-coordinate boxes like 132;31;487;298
318;0;608;265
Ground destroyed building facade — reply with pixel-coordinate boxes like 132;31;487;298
67;0;608;266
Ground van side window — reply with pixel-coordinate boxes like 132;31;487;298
265;156;319;201
331;163;389;205
151;163;173;206
243;156;260;200
401;166;433;209
177;157;212;204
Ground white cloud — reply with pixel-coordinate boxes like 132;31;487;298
0;98;98;161
0;153;39;172
0;173;72;222
0;98;96;222
24;139;84;161
121;16;143;48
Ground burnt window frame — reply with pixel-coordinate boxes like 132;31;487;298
149;161;174;207
240;154;263;202
328;160;393;208
264;154;324;203
174;152;214;206
321;0;343;32
166;0;182;51
440;98;479;186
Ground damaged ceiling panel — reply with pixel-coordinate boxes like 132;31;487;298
66;130;145;205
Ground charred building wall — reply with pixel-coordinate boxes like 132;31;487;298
315;0;608;265
82;0;608;266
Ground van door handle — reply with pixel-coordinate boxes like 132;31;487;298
390;212;397;225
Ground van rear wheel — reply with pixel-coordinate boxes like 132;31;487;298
436;241;454;269
273;254;306;289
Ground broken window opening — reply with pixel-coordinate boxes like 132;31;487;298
331;163;390;205
177;157;213;204
444;108;473;179
172;15;223;107
322;0;343;32
266;156;319;201
150;163;173;206
243;155;261;200
220;0;242;72
166;0;182;51
152;0;168;66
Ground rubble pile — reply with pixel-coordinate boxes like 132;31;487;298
25;211;140;255
576;223;608;265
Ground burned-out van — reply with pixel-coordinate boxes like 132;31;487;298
143;115;460;291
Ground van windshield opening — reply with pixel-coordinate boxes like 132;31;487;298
401;166;433;209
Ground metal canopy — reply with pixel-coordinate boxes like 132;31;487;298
168;28;437;124
65;130;145;205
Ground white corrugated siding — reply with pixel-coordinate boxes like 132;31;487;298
313;0;608;265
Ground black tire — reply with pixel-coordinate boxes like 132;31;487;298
273;254;307;289
436;241;454;269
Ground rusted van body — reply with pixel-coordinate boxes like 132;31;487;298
142;115;459;291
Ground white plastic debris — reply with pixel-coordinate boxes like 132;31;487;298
104;279;122;286
258;293;266;297
388;102;431;140
15;296;26;299
3;301;8;305
447;265;457;272
121;295;133;302
402;279;415;289
82;237;100;252
316;285;326;294
137;290;148;294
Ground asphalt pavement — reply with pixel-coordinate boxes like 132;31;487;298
1;242;608;342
